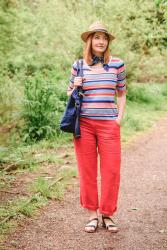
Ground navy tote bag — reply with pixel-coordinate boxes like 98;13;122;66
60;59;84;138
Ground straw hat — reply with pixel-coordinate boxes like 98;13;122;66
81;21;115;42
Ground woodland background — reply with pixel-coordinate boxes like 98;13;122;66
0;0;166;143
0;0;167;241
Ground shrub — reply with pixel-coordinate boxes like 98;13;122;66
22;71;64;142
127;84;155;104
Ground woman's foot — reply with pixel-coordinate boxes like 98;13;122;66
101;215;119;232
84;217;99;233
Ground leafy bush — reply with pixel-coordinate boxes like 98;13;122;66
22;71;65;142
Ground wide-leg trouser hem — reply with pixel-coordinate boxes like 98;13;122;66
99;207;117;216
81;204;99;211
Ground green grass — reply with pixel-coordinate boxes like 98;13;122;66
0;135;74;176
0;194;48;240
0;167;77;239
121;83;167;143
29;168;77;200
121;102;165;143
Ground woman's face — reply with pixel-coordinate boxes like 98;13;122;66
91;31;109;57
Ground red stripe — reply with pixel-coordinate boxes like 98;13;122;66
83;84;116;90
82;103;117;108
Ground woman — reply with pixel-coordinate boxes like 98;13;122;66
67;21;126;233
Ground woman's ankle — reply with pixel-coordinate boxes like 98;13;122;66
87;209;98;219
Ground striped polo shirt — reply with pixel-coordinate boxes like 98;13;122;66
67;56;126;120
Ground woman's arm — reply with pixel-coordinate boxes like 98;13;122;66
116;91;126;125
116;61;127;125
67;86;76;97
67;59;84;97
67;77;85;97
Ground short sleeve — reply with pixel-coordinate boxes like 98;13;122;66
116;61;126;93
67;61;78;92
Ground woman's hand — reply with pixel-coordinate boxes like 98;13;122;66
74;77;85;87
115;91;126;126
67;77;85;96
115;118;121;126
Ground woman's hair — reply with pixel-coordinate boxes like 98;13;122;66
83;33;111;65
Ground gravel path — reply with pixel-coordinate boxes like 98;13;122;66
4;117;167;250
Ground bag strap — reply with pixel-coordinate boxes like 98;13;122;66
76;59;83;77
74;59;84;138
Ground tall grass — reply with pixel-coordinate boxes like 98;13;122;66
121;83;167;143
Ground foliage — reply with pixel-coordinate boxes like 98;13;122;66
22;70;65;142
0;0;166;142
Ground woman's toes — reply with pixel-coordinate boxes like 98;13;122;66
84;218;98;232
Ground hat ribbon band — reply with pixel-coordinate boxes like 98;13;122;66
89;28;108;33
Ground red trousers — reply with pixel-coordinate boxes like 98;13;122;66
73;117;121;216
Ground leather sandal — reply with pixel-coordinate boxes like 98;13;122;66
101;215;119;232
84;217;99;233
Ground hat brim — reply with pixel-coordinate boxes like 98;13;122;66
81;29;115;42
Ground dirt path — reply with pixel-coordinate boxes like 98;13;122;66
3;117;167;250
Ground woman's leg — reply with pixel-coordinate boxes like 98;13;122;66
97;120;121;216
73;118;99;217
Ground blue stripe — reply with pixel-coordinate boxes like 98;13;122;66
117;63;124;69
80;115;118;118
85;79;117;84
117;78;125;82
81;108;118;110
73;66;78;71
83;96;115;101
81;109;118;115
85;72;116;77
84;88;115;93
